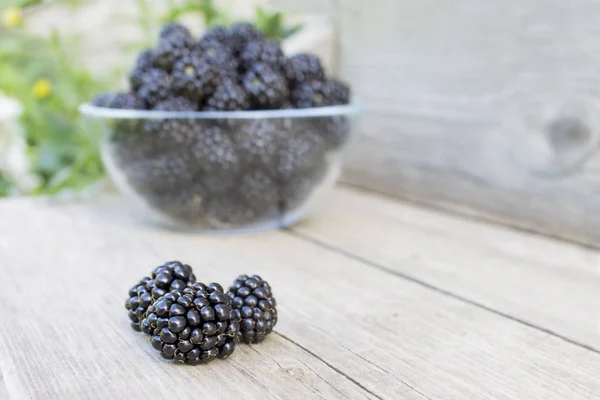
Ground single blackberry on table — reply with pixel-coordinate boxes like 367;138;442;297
94;92;146;110
284;54;325;87
230;22;265;53
152;97;198;111
125;261;196;332
205;80;251;111
141;282;240;363
135;68;173;108
153;33;194;73
241;63;289;110
239;39;285;71
230;119;282;170
159;23;192;41
228;274;277;344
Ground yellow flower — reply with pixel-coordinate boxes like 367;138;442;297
2;7;23;27
32;79;52;99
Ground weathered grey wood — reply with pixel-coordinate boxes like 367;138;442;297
293;185;600;350
1;194;600;399
326;0;600;247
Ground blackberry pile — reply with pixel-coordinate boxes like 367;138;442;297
126;262;278;365
92;22;353;229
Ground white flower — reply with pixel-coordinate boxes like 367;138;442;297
0;96;41;194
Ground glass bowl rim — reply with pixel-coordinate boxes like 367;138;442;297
79;102;362;120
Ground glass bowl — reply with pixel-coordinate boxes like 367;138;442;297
80;103;361;233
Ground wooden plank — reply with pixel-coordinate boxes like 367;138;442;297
293;186;600;350
1;197;599;399
330;0;600;247
0;199;375;400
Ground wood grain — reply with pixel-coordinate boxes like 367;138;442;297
327;0;600;247
0;194;599;399
292;186;600;350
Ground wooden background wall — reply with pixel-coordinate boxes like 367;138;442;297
276;0;600;247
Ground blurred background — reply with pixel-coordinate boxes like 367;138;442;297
3;0;600;246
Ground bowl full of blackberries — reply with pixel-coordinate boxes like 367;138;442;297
80;22;359;233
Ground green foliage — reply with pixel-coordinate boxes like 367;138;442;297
0;1;303;198
0;21;108;196
254;7;302;40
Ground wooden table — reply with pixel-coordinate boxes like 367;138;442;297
1;185;599;399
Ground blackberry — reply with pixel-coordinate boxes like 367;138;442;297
313;116;351;150
205;80;251;111
238;169;279;218
197;38;238;71
276;130;327;181
125;261;196;332
141;282;240;363
136;68;173;108
95;92;146;110
239;40;285;71
291;78;351;108
91;92;114;107
228;274;277;344
201;26;232;47
129;50;156;91
279;174;316;212
284;54;325;87
203;190;261;229
152;97;198;111
191;125;240;194
291;80;332;108
230;22;265;53
171;54;224;101
159;23;192;41
135;49;156;71
327;78;351;105
230;119;282;169
146;185;208;224
124;152;197;196
153;34;194;73
241;63;289;110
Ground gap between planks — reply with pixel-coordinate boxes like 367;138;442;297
2;198;600;399
290;184;600;353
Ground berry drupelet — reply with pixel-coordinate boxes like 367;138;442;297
228;274;278;344
125;261;196;332
141;282;240;363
